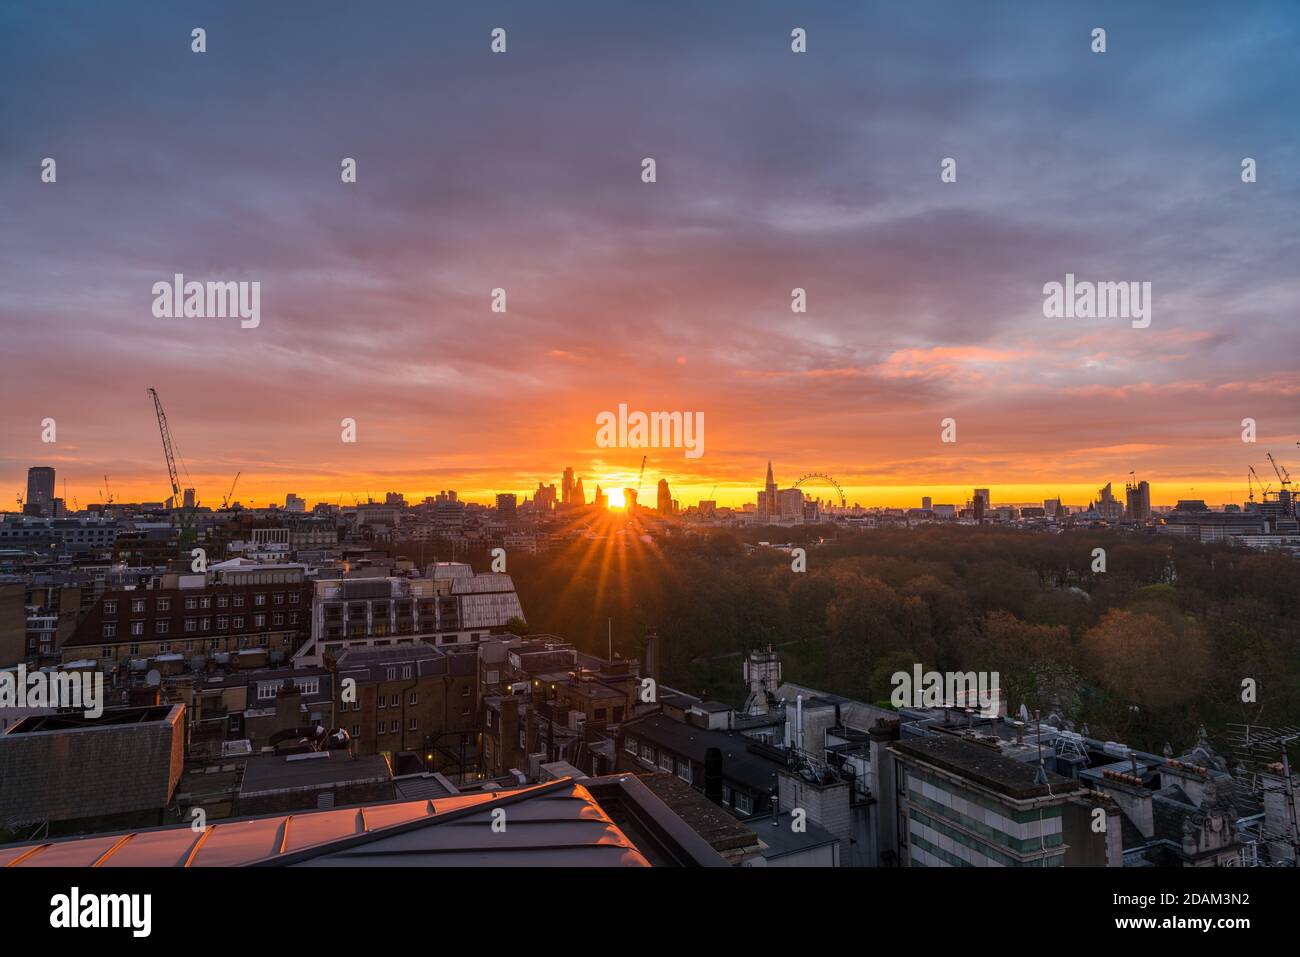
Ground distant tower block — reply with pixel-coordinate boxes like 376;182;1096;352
743;646;783;715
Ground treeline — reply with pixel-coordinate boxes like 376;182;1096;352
500;527;1300;753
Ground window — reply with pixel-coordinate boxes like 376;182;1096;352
409;718;418;731
519;728;526;749
486;670;499;684
658;751;673;772
386;667;397;681
254;614;266;627
273;593;284;605
377;723;385;735
408;692;418;705
128;643;140;655
289;592;300;604
101;646;113;658
378;696;385;709
625;736;638;754
735;792;753;815
132;599;146;613
216;617;228;630
351;725;359;736
156;620;170;635
156;598;170;611
255;594;267;606
233;616;245;629
104;601;117;615
401;665;412;679
288;613;298;625
640;742;654;763
676;759;692;783
159;642;171;653
233;595;245;608
185;598;198;610
390;720;398;734
216;596;228;608
185;619;197;633
131;621;144;636
200;618;210;631
102;623;116;638
272;613;284;626
461;684;470;697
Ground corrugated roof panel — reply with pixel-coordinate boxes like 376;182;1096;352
0;779;659;867
98;828;202;867
303;844;650;867
9;835;116;867
190;818;283;866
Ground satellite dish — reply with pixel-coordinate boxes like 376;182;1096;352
146;669;161;687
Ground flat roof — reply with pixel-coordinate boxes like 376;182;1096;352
239;753;392;795
892;735;1078;801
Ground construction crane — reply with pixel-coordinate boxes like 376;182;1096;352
635;455;647;496
103;474;113;506
1249;465;1270;495
1267;452;1292;491
221;472;241;509
147;387;198;555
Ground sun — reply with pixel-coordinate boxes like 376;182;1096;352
604;486;626;508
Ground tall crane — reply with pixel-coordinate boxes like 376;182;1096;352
221;471;241;509
636;455;647;496
103;475;113;506
1250;465;1272;501
148;387;182;505
1267;453;1292;491
147;387;197;554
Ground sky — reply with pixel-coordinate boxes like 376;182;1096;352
1;1;1297;510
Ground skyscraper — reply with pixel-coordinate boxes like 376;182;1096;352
594;485;608;510
657;478;672;514
759;461;778;521
26;467;55;517
562;467;575;506
973;488;990;524
573;477;586;507
496;493;517;521
1096;482;1123;522
534;482;557;512
1125;479;1151;523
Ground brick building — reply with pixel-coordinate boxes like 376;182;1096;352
61;569;313;668
332;643;479;778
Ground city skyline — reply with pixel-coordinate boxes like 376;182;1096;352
2;4;1298;515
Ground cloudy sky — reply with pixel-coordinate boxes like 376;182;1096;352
2;0;1296;509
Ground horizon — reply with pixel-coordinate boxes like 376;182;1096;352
2;1;1297;519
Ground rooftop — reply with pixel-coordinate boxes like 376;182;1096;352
892;735;1080;801
0;776;726;867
